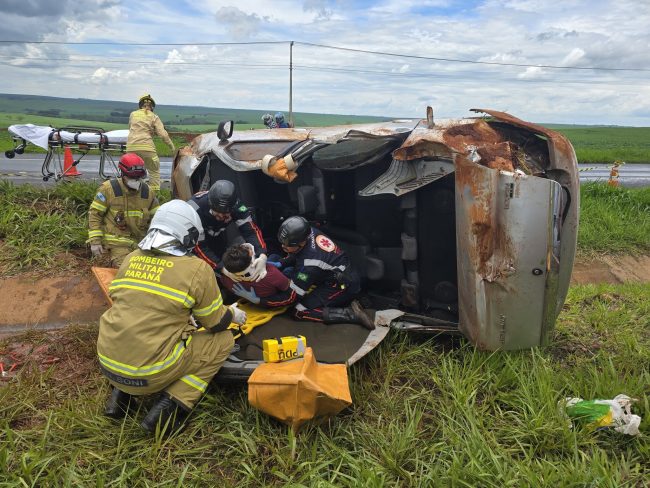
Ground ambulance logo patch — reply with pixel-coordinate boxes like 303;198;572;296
297;272;308;281
239;205;248;212
316;234;336;252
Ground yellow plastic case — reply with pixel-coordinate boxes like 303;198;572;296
262;335;307;363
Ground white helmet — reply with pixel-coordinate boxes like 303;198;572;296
148;200;204;249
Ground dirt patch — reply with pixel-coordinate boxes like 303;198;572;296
570;255;650;285
0;273;109;332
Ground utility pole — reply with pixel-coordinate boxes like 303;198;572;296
289;41;294;127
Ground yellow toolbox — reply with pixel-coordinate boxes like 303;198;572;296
262;335;308;363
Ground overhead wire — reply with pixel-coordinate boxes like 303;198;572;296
0;38;647;72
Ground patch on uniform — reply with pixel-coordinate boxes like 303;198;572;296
316;234;336;252
238;205;248;212
96;192;106;202
297;272;308;281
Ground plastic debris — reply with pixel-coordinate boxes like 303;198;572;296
560;394;641;436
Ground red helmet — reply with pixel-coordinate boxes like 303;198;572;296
118;153;146;178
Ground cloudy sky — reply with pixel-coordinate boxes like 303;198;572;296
0;0;648;125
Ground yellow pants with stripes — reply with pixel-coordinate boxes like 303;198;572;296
131;150;161;193
105;329;234;409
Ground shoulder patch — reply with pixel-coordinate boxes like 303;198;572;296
238;205;248;212
297;272;309;281
96;192;106;202
316;234;336;253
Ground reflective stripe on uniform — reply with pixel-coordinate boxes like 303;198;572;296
98;336;192;376
303;259;346;272
126;210;144;218
290;280;307;296
151;205;160;213
193;295;223;317
180;374;208;393
109;278;196;308
90;201;107;212
104;234;135;245
88;230;104;239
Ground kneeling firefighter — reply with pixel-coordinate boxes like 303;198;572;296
96;200;247;437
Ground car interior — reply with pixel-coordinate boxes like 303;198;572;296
188;135;462;370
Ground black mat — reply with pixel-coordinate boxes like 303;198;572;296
234;314;373;363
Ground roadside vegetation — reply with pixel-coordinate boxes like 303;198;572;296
550;126;650;164
0;180;647;274
0;282;647;485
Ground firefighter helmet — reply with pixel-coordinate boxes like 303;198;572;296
118;153;147;179
278;216;311;247
208;180;238;213
148;200;204;249
138;94;156;109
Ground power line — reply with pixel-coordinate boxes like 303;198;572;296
294;41;650;73
0;38;646;72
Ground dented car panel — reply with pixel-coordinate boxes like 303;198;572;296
172;109;579;353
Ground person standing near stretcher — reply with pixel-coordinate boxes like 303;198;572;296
126;94;175;193
88;154;160;267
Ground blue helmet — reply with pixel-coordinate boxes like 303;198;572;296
275;112;285;123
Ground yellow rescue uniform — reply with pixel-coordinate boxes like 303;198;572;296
88;179;160;267
97;249;235;409
126;108;175;192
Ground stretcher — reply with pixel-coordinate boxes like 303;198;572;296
5;124;128;181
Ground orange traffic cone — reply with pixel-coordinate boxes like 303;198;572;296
63;147;82;177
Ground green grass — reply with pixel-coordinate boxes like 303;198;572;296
0;283;647;485
0;181;172;273
578;183;650;256
550;126;650;164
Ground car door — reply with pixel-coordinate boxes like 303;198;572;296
455;153;564;350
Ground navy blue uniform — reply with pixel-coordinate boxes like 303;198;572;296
188;192;266;270
257;227;360;321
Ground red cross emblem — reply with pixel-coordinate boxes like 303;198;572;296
316;234;336;252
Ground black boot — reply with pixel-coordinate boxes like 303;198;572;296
140;393;191;437
323;300;375;330
104;387;134;419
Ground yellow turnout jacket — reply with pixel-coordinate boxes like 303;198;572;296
126;108;174;153
97;249;232;379
88;178;159;248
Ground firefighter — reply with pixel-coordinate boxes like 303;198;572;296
126;94;175;193
88;153;160;267
231;216;375;329
188;180;268;281
97;199;247;437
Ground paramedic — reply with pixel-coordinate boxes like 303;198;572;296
126;94;175;193
97;200;247;437
262;113;277;129
275;112;290;128
189;180;268;281
88;153;159;267
232;216;375;329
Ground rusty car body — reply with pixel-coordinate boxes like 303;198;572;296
171;108;579;377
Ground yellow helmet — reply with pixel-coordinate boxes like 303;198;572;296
138;94;156;109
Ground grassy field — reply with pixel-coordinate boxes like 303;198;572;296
0;282;647;485
549;126;650;164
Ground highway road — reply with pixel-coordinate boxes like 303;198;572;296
1;154;649;187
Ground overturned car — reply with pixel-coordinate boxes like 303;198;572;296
172;108;579;378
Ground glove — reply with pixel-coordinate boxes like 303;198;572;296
229;302;247;326
249;254;268;282
90;244;104;257
232;283;260;304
